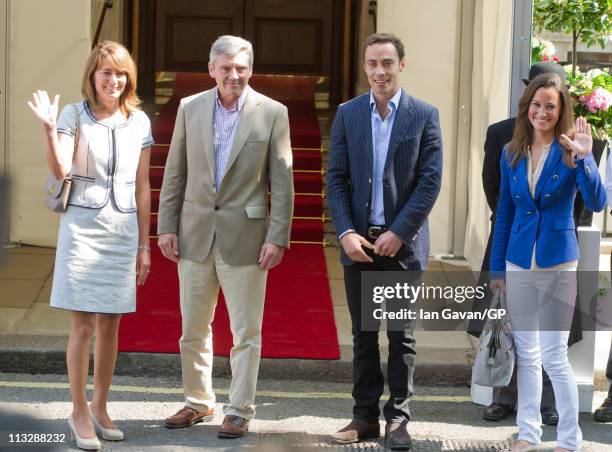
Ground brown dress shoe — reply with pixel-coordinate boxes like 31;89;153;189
385;420;412;450
165;406;214;429
218;415;249;438
331;419;380;444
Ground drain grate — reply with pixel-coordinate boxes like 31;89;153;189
256;432;513;451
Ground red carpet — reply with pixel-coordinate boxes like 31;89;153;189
117;73;339;359
119;242;338;359
152;74;322;148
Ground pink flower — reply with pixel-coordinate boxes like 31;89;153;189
552;56;559;62
542;55;549;61
580;87;612;113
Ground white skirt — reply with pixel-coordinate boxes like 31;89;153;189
50;198;138;314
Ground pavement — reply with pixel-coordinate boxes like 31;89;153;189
0;373;610;451
1;244;611;451
0;244;476;385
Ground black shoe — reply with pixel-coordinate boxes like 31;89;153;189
594;396;612;422
385;420;411;450
540;406;559;426
483;404;513;421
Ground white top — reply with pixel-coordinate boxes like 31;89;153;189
57;101;154;212
526;144;577;270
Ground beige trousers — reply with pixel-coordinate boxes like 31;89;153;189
177;242;267;419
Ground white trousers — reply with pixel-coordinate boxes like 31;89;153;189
178;243;267;419
506;262;581;451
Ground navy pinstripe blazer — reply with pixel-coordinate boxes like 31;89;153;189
327;90;443;269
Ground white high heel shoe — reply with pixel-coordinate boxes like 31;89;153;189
89;407;124;441
68;415;101;451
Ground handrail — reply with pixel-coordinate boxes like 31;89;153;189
92;0;114;49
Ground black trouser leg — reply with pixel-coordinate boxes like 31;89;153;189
493;364;555;409
344;264;384;422
343;252;418;423
377;253;417;423
606;338;612;397
384;323;416;422
541;369;556;409
492;368;517;407
608;254;612;398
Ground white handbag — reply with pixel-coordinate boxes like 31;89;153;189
471;288;516;387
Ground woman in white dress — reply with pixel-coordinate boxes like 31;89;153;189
28;41;153;450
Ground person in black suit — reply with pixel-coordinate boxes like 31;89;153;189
474;62;568;425
593;341;612;422
595;155;612;423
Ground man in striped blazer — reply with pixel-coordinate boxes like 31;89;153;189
327;33;442;450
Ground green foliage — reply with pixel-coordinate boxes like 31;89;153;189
531;36;559;62
533;0;612;76
533;0;612;49
532;40;545;62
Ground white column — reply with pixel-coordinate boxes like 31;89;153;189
570;225;602;411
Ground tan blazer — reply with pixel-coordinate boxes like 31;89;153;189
157;87;294;265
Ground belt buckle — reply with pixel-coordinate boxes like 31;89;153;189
367;226;383;239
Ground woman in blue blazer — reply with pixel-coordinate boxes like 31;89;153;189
490;73;606;452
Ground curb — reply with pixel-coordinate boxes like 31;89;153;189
0;335;473;386
0;350;472;386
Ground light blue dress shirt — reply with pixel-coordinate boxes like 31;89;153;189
369;89;402;225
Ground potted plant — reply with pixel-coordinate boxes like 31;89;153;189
566;67;612;141
565;67;612;224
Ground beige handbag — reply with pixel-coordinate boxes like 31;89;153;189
44;105;79;213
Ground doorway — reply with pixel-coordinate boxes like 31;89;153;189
135;0;348;105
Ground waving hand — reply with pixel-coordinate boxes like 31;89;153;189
560;117;593;160
27;90;60;128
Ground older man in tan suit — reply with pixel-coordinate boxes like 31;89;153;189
157;35;293;438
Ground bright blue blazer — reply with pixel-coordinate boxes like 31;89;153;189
490;139;606;275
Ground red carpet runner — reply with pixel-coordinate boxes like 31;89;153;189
118;74;339;359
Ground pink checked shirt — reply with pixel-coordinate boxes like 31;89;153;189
213;86;249;189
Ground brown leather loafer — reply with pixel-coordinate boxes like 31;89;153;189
165;406;214;429
218;415;249;438
331;419;380;444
